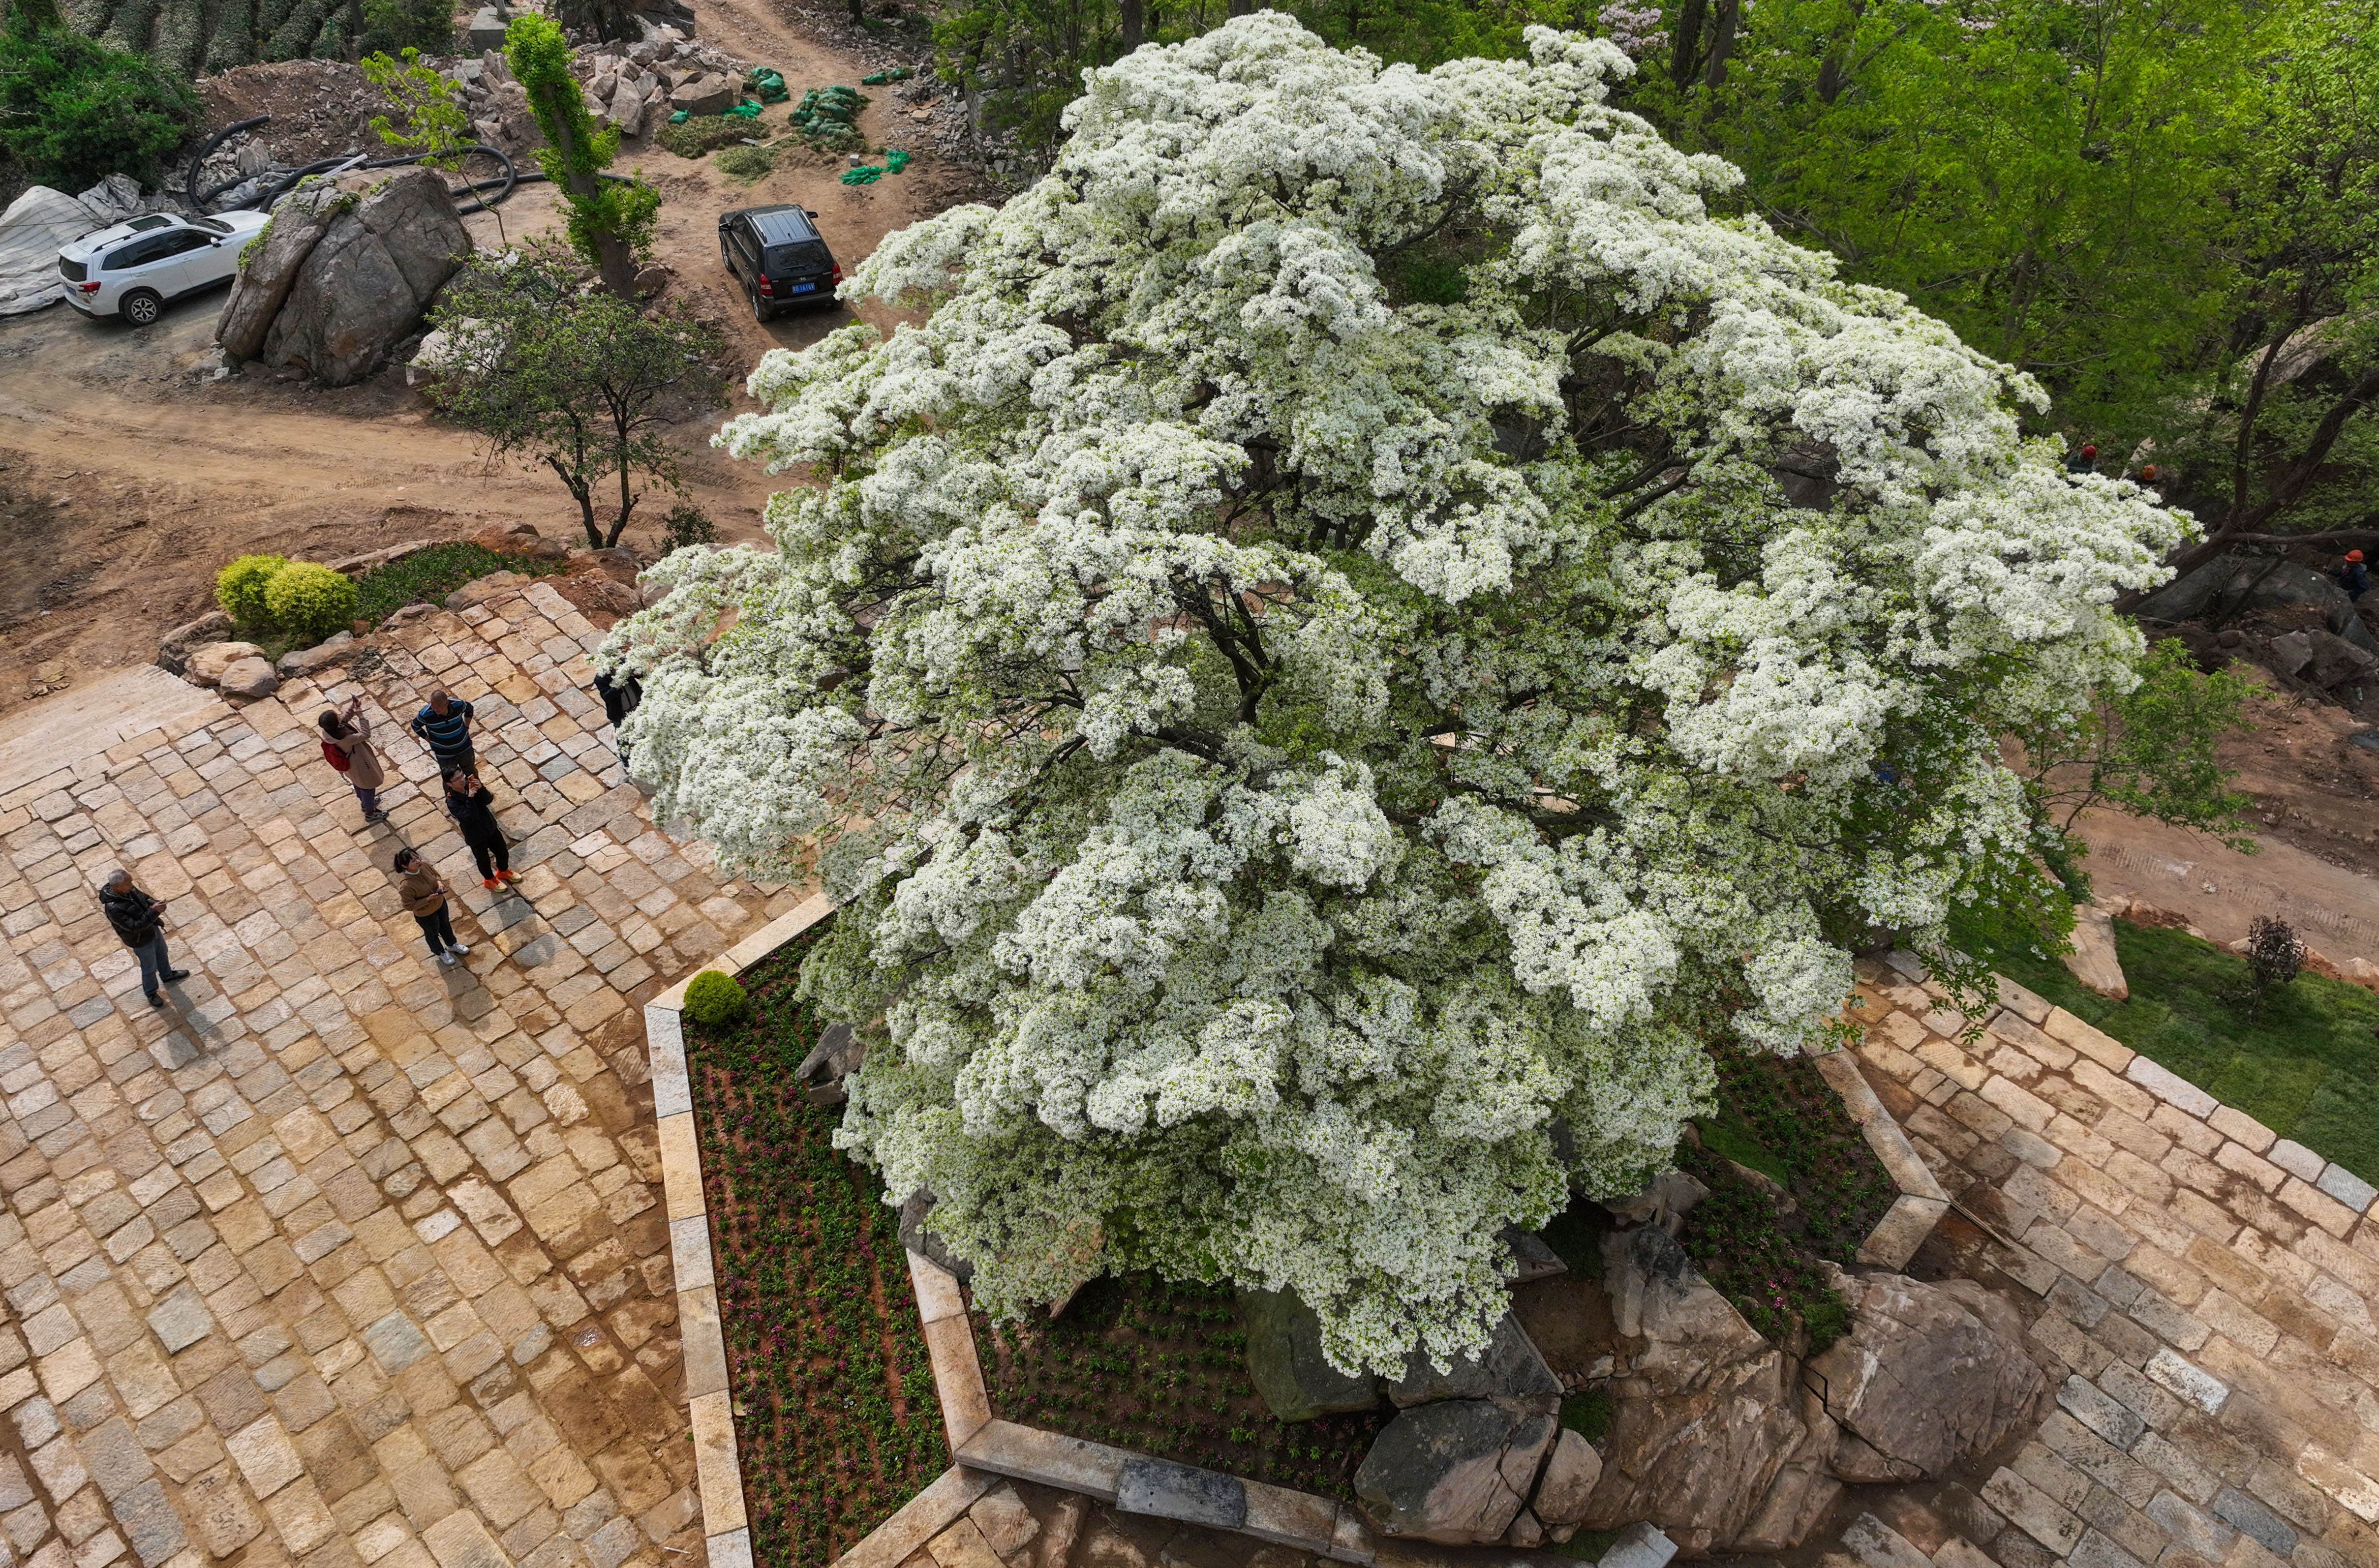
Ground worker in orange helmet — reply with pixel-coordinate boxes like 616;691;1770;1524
2332;548;2370;601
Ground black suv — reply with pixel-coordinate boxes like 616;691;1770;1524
719;204;842;321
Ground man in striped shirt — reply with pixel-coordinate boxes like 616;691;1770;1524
410;691;476;777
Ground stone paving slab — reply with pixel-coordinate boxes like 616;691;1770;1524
0;582;801;1568
1813;954;2379;1568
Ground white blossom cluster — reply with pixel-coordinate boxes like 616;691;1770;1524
603;13;2187;1373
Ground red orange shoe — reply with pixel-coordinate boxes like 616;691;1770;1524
482;878;501;890
497;869;518;882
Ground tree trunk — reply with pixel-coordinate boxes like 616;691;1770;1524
1702;0;1738;88
1119;0;1144;52
850;0;863;24
1670;0;1707;88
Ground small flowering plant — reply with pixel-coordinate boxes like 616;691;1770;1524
607;15;2186;1374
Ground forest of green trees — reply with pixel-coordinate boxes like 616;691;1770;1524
939;0;2379;562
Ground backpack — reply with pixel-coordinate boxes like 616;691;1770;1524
322;738;352;772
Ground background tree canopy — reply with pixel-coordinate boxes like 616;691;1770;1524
945;0;2379;563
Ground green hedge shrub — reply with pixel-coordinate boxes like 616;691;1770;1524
683;969;747;1026
215;553;288;626
263;561;358;643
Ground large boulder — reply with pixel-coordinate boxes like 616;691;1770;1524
1805;1270;2044;1483
216;657;280;699
669;73;738;114
218;168;471;387
1354;1398;1556;1544
1528;1428;1603;1527
157;611;235;674
2135;553;2379;655
1238;1288;1380;1422
1384;1312;1560;1408
184;641;266;687
1580;1227;1808;1556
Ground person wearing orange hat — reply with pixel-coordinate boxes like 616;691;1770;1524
2066;441;2098;474
2332;548;2370;601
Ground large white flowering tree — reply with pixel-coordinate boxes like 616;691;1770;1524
606;14;2186;1372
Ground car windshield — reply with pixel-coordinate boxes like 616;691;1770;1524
191;217;233;235
764;241;830;272
126;215;171;232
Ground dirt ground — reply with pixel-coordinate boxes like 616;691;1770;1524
0;0;994;716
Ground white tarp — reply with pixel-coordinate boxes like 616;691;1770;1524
0;186;97;315
76;174;142;227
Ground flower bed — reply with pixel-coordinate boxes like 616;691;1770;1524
353;541;568;625
684;930;947;1567
1678;1045;1900;1351
974;1272;1391;1500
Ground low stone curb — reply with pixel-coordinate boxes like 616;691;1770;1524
1811;1047;1951;1269
642;890;838;1568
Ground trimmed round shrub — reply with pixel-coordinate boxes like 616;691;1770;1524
215;553;289;626
682;969;747;1026
263;561;359;644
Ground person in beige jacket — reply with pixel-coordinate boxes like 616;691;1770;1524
320;697;388;823
392;848;470;967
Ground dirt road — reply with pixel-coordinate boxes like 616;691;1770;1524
0;0;990;715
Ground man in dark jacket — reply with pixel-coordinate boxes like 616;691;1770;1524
100;869;187;1007
593;668;642;767
411;691;477;777
446;770;516;890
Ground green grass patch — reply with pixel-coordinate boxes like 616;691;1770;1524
352;542;566;625
1695;1108;1791;1187
1974;918;2379;1180
1558;1388;1612;1443
713;141;777;181
657;112;761;157
686;923;951;1567
1551;1528;1624;1559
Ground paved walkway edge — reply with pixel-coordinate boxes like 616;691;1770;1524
642;891;833;1568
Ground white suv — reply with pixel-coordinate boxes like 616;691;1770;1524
58;210;271;327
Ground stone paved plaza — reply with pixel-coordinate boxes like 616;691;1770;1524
0;582;797;1568
1823;955;2379;1568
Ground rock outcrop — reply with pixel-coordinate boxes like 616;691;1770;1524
184;642;266;686
2134;552;2379;656
1384;1312;1561;1408
218;168;470;387
1804;1270;2045;1483
1239;1289;1380;1423
1354;1398;1556;1544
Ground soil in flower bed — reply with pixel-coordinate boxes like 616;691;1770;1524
1678;1044;1900;1350
975;1273;1392;1500
685;928;948;1567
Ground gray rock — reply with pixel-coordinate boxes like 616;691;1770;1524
796;1020;864;1106
466;5;510;47
2136;553;2379;655
669;73;737;114
1499;1226;1566;1285
1238;1287;1380;1422
1807;1270;2044;1483
156;610;233;674
1600;1167;1708;1236
1354;1398;1556;1544
1115;1456;1246;1530
1596;1522;1679;1568
226;168;471;388
1384;1312;1559;1408
1528;1428;1601;1525
2064;905;2127;1000
278;630;357;678
898;1189;973;1286
214;657;280;699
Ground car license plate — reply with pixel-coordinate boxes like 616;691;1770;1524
788;282;816;293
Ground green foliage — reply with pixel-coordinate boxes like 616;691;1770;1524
655;112;757;157
712;142;776;181
1677;1147;1854;1353
683;968;748;1025
1536;1202;1606;1279
0;24;195;188
352;542;567;624
506;13;661;294
361;45;467;165
788;82;866;150
425;239;726;548
1557;1388;1613;1443
262;562;357;644
683;928;949;1565
2014;636;2258;871
657;504;718;556
215;554;289;627
1981;918;2379;1181
1702;1044;1899;1263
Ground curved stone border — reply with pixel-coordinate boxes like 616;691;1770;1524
642;890;838;1568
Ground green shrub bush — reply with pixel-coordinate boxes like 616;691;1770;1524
683;969;747;1025
656;113;757;157
0;27;198;189
215;553;289;626
262;561;358;643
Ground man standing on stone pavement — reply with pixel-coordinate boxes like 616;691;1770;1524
98;868;188;1009
411;688;477;777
